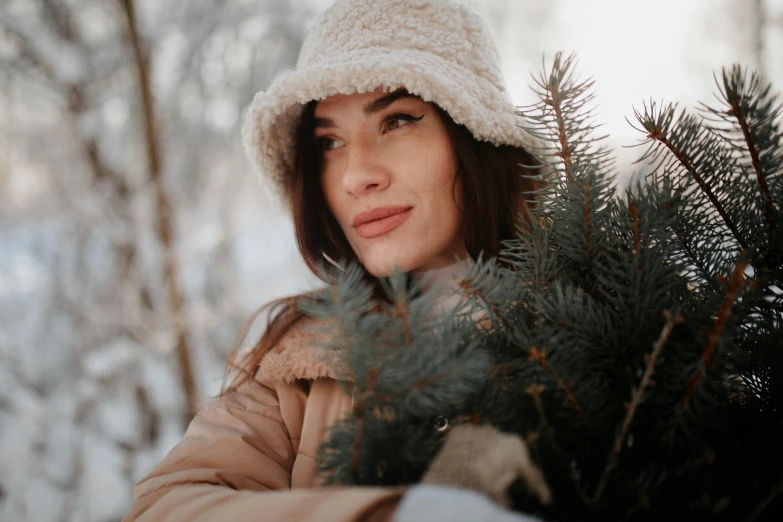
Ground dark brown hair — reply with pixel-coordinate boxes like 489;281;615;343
219;90;542;396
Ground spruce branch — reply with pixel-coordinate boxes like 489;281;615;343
525;383;550;428
349;368;376;480
678;256;748;415
628;196;642;331
392;293;413;346
632;101;748;253
519;51;615;188
503;215;558;294
315;55;783;520
699;65;783;265
454;257;515;332
528;346;589;426
582;180;596;288
517;52;619;301
378;271;417;346
590;309;684;505
352;370;449;413
676;224;717;286
729;86;776;261
552;318;613;353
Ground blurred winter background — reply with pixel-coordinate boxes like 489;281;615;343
0;0;781;520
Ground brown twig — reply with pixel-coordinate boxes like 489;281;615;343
728;96;778;264
352;370;448;415
391;290;413;345
590;309;683;504
547;86;575;184
648;125;748;253
118;0;198;424
525;383;550;428
673;224;715;287
678;258;747;413
528;347;589;426
456;276;510;332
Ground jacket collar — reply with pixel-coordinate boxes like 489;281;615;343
255;308;493;384
256;315;353;384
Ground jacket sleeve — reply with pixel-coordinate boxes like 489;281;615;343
122;376;405;522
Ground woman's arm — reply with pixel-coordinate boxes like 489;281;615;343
122;377;404;522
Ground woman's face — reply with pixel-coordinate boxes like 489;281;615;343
314;87;468;278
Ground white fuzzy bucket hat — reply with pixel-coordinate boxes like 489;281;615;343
241;0;539;212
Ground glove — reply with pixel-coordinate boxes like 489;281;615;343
394;484;545;522
420;423;552;508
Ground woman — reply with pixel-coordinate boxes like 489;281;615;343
122;0;545;520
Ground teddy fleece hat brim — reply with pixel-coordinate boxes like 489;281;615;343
241;46;540;212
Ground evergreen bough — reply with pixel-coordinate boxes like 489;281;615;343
298;52;783;521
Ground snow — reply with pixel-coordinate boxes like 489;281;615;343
83;340;137;381
80;433;132;522
0;251;48;298
0;9;88;85
23;477;66;522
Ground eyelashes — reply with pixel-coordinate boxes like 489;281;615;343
316;112;425;152
381;112;424;131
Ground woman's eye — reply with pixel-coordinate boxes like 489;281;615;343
319;137;342;152
316;113;423;153
382;113;424;133
384;116;408;132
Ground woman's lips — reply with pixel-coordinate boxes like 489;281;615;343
355;208;413;238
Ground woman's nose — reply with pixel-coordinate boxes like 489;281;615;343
342;139;390;195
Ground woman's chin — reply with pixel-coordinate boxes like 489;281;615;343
361;253;416;279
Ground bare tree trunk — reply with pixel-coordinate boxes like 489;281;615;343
118;0;199;424
1;0;158;333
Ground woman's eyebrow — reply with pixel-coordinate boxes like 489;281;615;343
313;90;419;129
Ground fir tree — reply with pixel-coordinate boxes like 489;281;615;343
298;52;783;521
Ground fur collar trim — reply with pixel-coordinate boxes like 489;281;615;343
255;310;494;384
256;315;352;384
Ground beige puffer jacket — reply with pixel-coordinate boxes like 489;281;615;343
122;315;406;522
